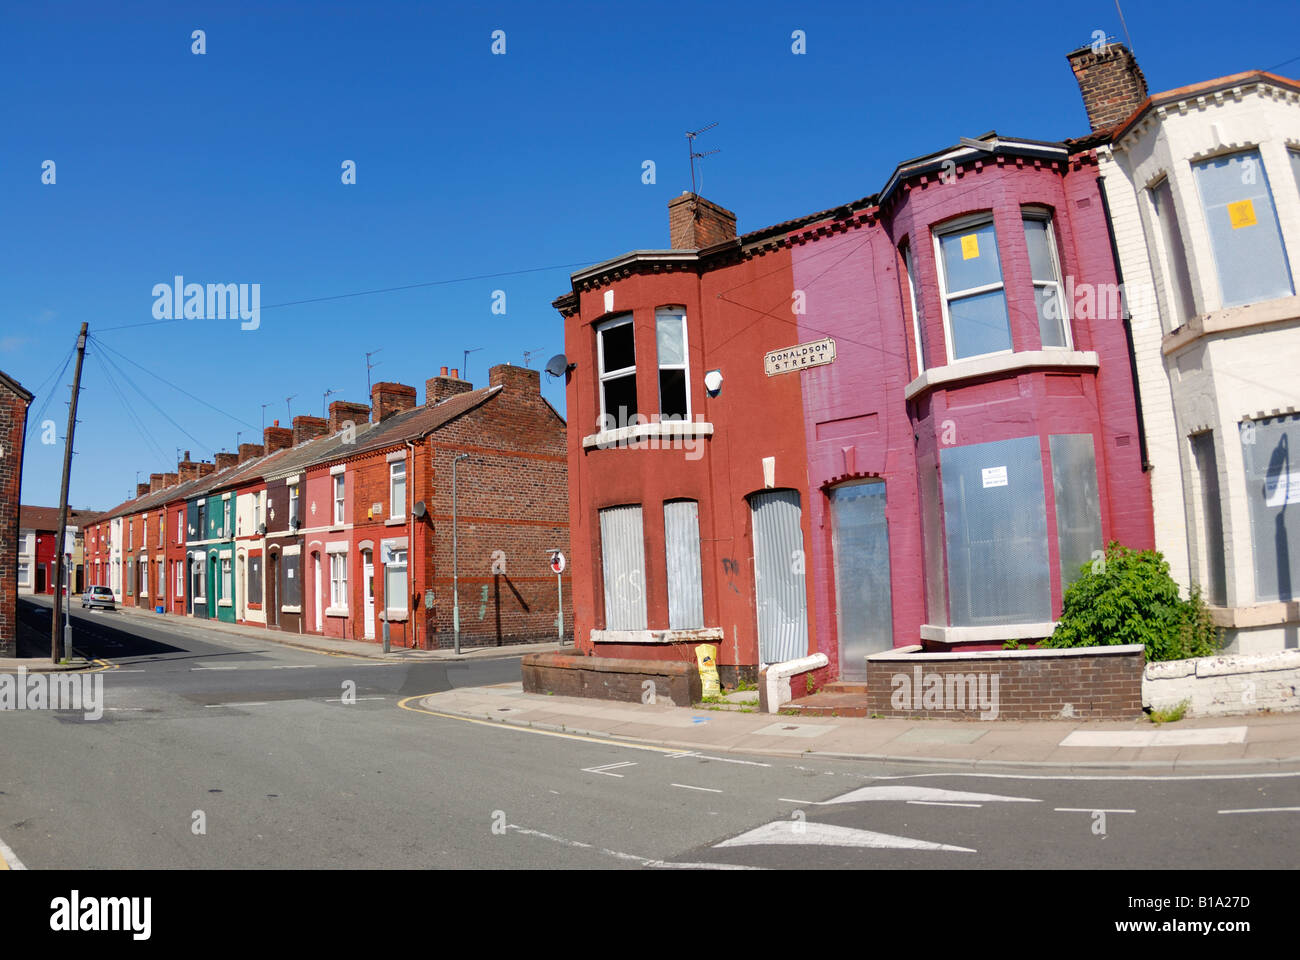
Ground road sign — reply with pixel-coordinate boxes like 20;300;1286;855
550;551;566;574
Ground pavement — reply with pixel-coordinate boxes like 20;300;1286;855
406;682;1300;770
14;597;1300;770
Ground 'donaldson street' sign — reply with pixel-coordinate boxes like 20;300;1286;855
764;337;837;376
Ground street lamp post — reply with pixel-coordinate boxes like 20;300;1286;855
451;453;470;656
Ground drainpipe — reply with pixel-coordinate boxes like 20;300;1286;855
1096;170;1151;472
406;438;417;649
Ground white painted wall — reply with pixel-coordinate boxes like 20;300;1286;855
1144;649;1300;715
1100;78;1300;652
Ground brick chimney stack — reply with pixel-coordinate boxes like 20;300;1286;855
196;461;217;478
214;451;239;470
162;472;179;487
426;367;474;406
177;451;200;482
292;415;329;446
669;192;738;250
238;443;265;464
149;472;165;493
329;400;370;435
264;421;293;454
371;381;417;422
488;363;540;396
1067;41;1149;131
136;482;151;497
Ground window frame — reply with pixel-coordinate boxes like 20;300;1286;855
384;549;408;615
330;552;347;609
288;483;300;528
389;462;406;519
334;474;346;525
932;213;1013;364
654;307;691;422
595;313;637;430
1022;208;1074;350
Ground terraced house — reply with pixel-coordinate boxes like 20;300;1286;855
554;62;1158;685
82;363;569;650
1069;44;1300;652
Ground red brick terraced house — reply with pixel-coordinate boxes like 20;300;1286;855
554;136;1155;686
1;369;34;656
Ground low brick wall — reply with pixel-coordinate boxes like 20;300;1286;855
864;645;1146;720
1144;649;1300;716
521;652;701;707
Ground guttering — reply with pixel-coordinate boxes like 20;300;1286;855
568;249;701;285
878;137;1069;207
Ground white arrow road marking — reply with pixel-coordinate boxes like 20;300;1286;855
908;800;981;808
665;751;770;766
671;783;723;793
1217;807;1300;815
715;821;975;852
821;785;1040;805
582;761;637;778
1055;807;1135;813
1059;726;1247;747
646;861;763;870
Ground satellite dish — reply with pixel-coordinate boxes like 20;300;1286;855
544;354;574;379
413;501;427;519
258;522;267;535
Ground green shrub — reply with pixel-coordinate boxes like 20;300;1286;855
1044;542;1220;662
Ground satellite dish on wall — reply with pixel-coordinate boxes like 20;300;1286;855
545;354;574;379
413;501;427;519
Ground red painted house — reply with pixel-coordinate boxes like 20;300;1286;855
554;134;1154;685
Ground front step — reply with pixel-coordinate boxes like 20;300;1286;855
781;691;871;717
822;681;869;695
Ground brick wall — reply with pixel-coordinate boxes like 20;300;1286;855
422;364;569;649
0;377;32;654
865;647;1146;720
669;193;738;249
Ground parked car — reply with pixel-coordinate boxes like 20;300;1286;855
81;586;115;611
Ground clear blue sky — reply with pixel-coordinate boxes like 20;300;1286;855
4;0;1297;510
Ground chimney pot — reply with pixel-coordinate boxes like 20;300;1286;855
440;366;448;376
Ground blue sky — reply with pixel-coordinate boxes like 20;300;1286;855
4;0;1298;510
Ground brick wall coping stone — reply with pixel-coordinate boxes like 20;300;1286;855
591;627;724;645
867;643;1145;662
1146;649;1300;681
522;651;696;677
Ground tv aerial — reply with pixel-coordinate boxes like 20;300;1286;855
686;121;720;194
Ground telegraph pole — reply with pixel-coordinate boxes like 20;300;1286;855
51;322;88;662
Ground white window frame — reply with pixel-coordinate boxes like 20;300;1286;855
932;213;1012;364
289;483;300;528
18;561;30;586
177;510;184;545
143;517;148;549
902;241;925;374
596;313;637;429
330;553;347;609
157;559;164;597
334;474;346;525
654;307;690;422
389;462;406;519
1022;208;1073;350
175;561;184;598
385;548;408;616
221;557;232;600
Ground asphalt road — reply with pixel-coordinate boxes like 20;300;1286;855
3;598;1298;870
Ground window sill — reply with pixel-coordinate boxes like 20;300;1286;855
247;602;262;610
384;517;405;526
1208;600;1300;630
281;605;302;614
581;420;715;450
904;350;1099;401
218;600;233;608
591;626;724;644
918;622;1059;646
1162;293;1300;356
325;606;349;618
383;610;409;622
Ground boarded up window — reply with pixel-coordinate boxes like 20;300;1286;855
1241;415;1299;603
941;436;1051;626
1050;434;1103;589
599;505;647;630
1193;150;1294;307
663;500;704;629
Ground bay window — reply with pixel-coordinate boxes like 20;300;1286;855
1193;149;1294;307
1023;211;1072;347
597;313;637;431
934;216;1012;361
655;308;689;421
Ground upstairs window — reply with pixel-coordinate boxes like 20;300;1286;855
901;241;925;374
177;510;183;545
655;308;690;421
1149;176;1198;327
157;513;163;546
1023;211;1072;348
934;216;1012;361
289;484;300;527
389;463;405;519
1193;149;1294;308
334;475;346;524
1290;148;1300;198
596;314;637;430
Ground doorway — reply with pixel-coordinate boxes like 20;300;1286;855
362;550;375;640
750;490;808;665
267;551;279;627
828;480;893;679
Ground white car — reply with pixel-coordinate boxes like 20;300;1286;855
81;586;116;611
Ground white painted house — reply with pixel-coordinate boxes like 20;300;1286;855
1070;44;1300;652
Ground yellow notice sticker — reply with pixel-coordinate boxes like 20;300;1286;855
960;234;980;259
1228;199;1257;229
